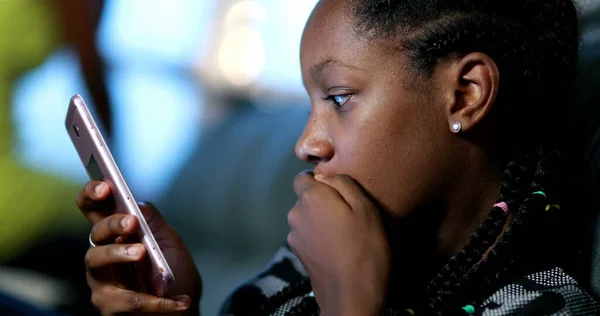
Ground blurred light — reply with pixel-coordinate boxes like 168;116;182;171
192;0;318;97
218;26;265;87
12;47;203;199
95;0;208;199
12;48;91;182
256;0;318;96
97;0;216;68
216;1;267;88
12;0;318;196
224;0;267;28
107;68;203;200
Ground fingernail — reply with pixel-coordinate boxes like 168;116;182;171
95;183;107;195
121;216;131;228
173;295;189;308
127;245;140;256
314;174;324;182
176;300;188;307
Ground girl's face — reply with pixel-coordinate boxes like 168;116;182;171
296;0;457;217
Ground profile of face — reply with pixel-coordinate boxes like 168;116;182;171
295;0;498;220
296;0;450;218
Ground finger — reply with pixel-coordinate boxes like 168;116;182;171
293;171;352;210
85;243;146;270
76;181;113;223
287;201;300;231
114;203;165;245
115;233;139;245
89;283;191;314
91;214;139;246
314;174;374;211
293;170;320;198
138;202;169;236
117;293;192;314
137;202;182;248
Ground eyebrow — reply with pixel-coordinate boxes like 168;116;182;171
309;58;366;80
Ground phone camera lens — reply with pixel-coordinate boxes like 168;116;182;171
73;124;80;138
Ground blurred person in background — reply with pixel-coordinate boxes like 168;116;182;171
0;0;107;315
0;0;79;266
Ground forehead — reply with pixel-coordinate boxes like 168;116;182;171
300;0;403;79
301;1;367;68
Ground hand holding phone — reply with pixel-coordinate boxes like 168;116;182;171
67;95;201;314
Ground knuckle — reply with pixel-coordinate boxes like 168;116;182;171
84;250;94;268
110;215;124;233
292;175;301;187
287;207;299;227
105;245;122;262
90;290;105;310
90;292;100;308
299;187;314;201
286;233;295;249
93;286;119;315
293;171;311;186
85;181;97;196
294;170;310;181
128;294;145;312
157;298;174;312
76;191;87;208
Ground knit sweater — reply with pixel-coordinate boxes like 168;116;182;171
219;244;600;316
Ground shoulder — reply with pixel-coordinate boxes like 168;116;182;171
478;267;600;315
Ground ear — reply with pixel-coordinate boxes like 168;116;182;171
444;52;499;132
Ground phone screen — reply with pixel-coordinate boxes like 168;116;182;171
87;154;105;181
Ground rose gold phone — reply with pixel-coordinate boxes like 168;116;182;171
65;94;174;296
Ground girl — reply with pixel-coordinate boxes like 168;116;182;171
78;0;600;314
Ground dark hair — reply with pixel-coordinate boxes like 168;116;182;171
262;0;581;315
355;0;579;152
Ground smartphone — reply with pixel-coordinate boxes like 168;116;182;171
65;94;174;296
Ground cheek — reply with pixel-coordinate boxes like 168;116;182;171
334;97;440;217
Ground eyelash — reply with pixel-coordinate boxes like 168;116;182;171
324;94;352;109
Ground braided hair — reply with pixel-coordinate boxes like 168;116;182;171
261;0;581;315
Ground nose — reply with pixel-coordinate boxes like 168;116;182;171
295;116;334;165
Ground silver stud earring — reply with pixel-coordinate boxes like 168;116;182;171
451;121;462;133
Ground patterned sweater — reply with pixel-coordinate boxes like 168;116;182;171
219;244;600;315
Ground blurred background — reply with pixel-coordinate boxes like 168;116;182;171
0;0;599;315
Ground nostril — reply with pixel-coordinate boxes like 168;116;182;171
307;155;321;164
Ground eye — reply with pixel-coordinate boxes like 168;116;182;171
325;94;352;109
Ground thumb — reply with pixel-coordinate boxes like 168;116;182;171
314;174;375;211
138;202;169;236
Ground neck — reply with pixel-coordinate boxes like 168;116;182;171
436;146;502;257
384;145;502;307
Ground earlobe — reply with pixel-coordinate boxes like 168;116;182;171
448;53;499;133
